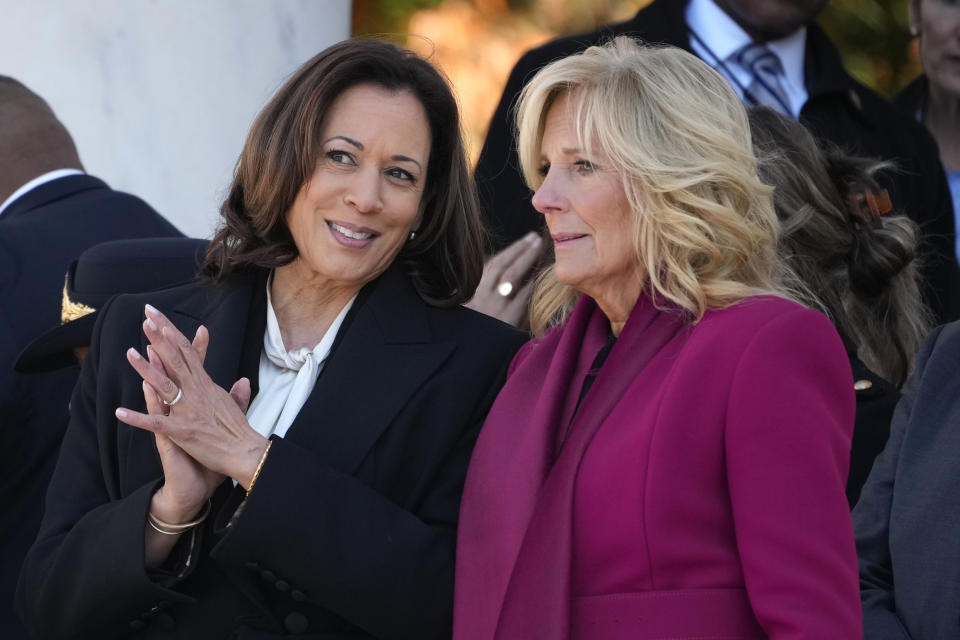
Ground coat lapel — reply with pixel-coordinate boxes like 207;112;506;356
492;295;687;640
454;296;606;640
283;265;454;475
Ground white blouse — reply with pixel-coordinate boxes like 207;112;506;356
245;280;356;440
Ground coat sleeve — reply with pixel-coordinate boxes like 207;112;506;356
15;295;198;640
208;335;523;640
725;308;861;639
851;326;945;640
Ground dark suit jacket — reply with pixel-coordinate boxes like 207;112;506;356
853;321;960;639
0;174;180;639
847;354;900;508
892;75;927;119
16;265;525;639
474;0;960;323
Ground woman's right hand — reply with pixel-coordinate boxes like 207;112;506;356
141;328;252;568
143;329;251;524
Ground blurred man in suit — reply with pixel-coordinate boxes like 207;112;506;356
0;76;181;638
473;0;960;326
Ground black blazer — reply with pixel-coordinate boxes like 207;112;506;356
892;75;928;119
846;354;900;508
474;0;960;323
16;265;525;640
0;174;180;639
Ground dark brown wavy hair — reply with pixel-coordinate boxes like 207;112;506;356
749;106;932;387
202;38;484;306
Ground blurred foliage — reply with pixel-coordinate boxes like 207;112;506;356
353;0;643;39
821;0;920;97
353;0;448;36
352;0;922;110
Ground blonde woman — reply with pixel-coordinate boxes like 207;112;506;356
454;38;860;640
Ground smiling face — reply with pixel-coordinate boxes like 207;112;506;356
531;92;643;315
913;0;960;98
284;83;430;294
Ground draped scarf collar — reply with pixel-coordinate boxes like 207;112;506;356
455;292;688;640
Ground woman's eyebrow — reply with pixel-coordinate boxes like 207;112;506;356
393;154;423;171
324;135;364;149
324;136;422;171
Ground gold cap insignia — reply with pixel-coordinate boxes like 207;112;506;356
61;275;95;324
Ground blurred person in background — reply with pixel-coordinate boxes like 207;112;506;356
854;307;960;635
2;238;207;632
15;239;209;374
749;105;932;507
898;0;960;262
471;0;960;328
17;38;524;639
455;39;860;640
0;76;181;640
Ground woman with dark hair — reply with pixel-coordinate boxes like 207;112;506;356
748;106;932;505
17;38;523;639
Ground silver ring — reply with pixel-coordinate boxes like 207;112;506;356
162;387;183;407
497;281;514;297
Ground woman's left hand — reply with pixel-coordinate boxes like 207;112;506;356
116;304;269;490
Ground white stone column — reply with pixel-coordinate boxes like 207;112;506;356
0;0;351;237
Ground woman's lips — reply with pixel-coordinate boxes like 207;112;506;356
551;233;588;246
327;220;378;248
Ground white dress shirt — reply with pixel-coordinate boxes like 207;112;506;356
0;168;84;218
245;278;356;441
686;0;808;119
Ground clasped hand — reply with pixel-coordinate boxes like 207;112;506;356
116;304;268;522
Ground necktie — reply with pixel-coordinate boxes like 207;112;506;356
733;43;792;118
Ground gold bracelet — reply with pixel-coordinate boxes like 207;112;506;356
147;499;211;535
246;440;273;497
148;517;184;536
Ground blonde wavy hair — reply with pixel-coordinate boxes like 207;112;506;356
516;37;796;335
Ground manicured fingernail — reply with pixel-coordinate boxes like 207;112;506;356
145;304;158;316
127;347;141;360
115;408;128;419
146;318;158;331
524;231;538;242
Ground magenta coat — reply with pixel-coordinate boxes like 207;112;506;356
454;293;861;640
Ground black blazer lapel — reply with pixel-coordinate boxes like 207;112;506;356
283;266;455;475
